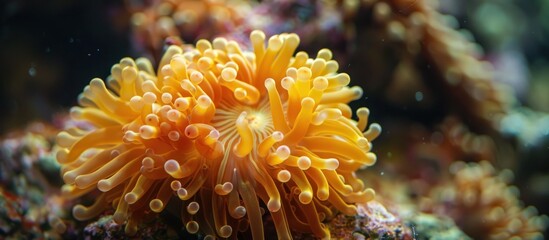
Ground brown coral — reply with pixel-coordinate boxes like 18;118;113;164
349;0;511;132
128;0;251;60
423;161;547;239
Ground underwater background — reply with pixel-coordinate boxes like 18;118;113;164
1;0;548;239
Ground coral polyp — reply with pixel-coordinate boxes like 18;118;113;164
55;30;380;238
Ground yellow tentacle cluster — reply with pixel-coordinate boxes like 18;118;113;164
56;30;380;239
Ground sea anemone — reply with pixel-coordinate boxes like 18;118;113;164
56;30;380;238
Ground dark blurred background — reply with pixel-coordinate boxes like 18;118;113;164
441;0;549;105
0;0;131;134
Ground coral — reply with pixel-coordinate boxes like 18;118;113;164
127;0;355;65
500;107;549;148
353;169;474;240
0;187;68;239
292;200;414;239
0;122;58;185
242;0;349;58
55;30;381;238
423;161;548;239
0;121;63;194
348;200;411;239
402;116;499;181
83;214;178;240
349;0;512;132
128;0;252;60
406;213;471;240
435;117;496;163
0;123;75;239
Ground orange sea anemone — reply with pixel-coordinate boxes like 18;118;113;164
55;30;380;238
